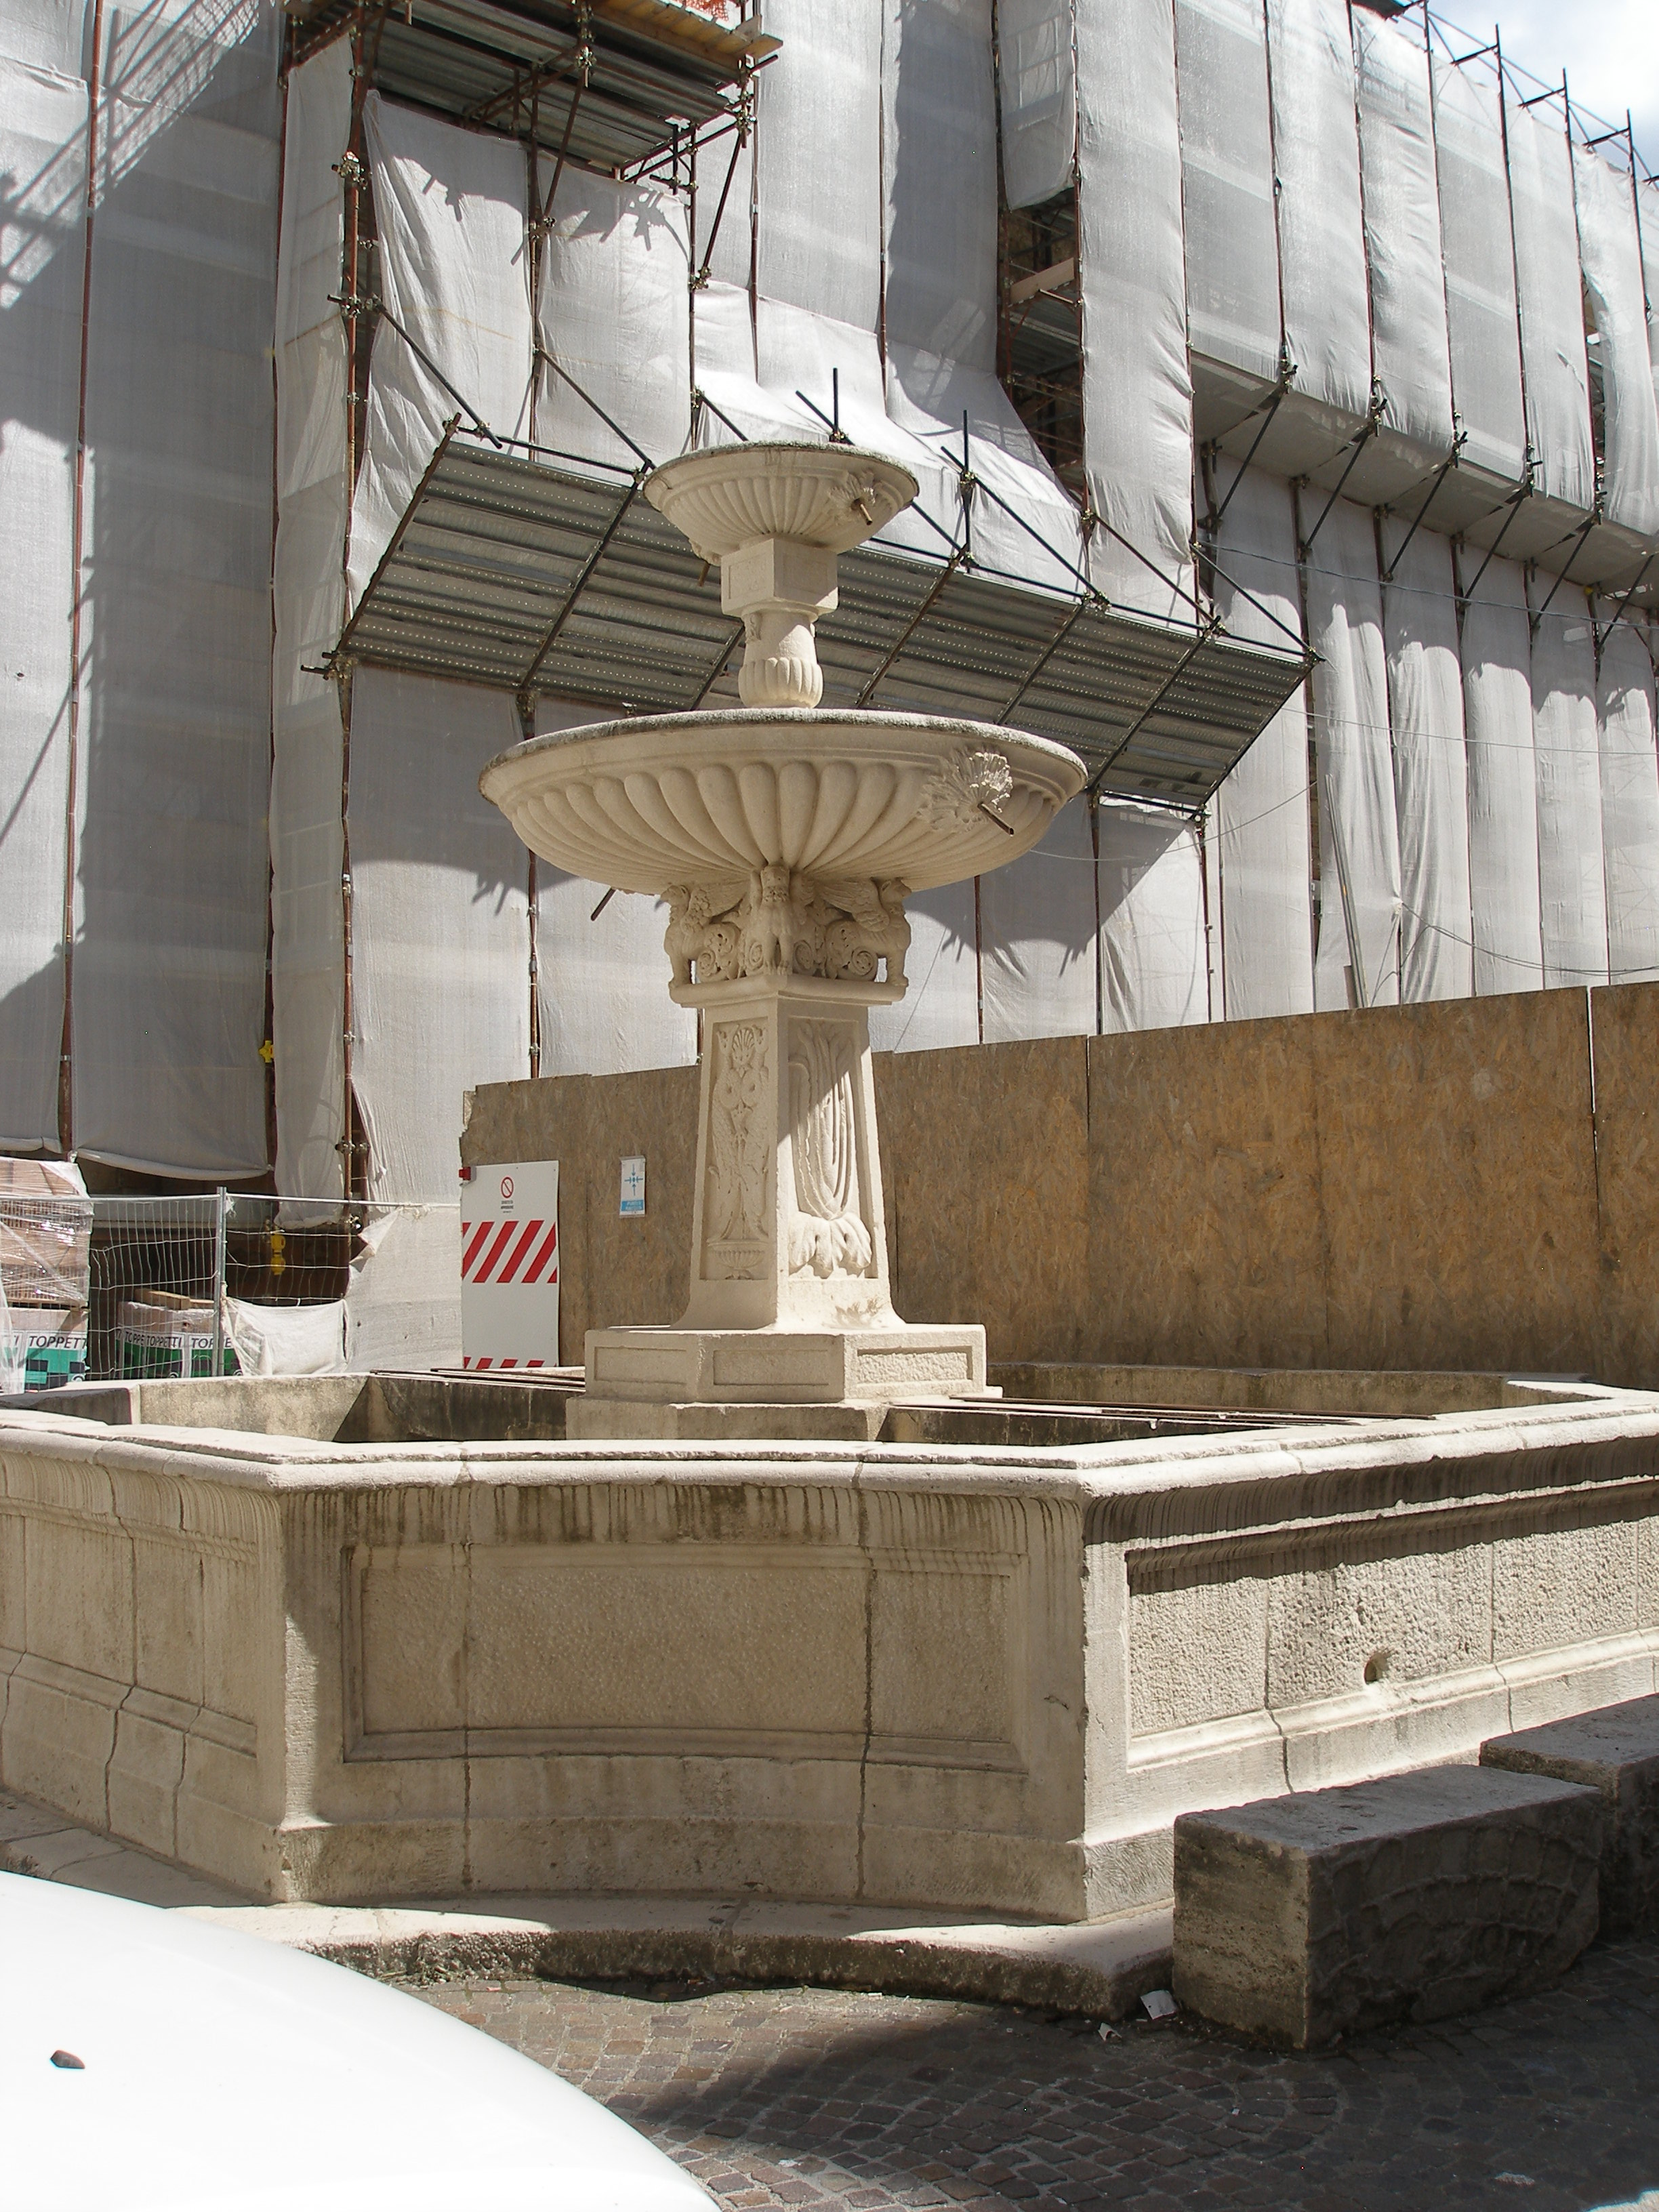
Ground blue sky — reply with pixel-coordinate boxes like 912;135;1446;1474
1472;2;1659;172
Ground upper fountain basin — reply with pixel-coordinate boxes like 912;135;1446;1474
644;444;920;562
480;710;1087;897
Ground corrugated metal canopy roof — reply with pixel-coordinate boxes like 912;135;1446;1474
287;0;759;173
329;431;1313;809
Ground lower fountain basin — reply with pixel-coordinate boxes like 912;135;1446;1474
479;709;1087;896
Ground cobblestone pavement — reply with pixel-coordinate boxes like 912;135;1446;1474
404;1933;1659;2211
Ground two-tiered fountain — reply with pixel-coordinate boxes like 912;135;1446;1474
482;444;1084;1438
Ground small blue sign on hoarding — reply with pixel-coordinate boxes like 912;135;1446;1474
619;1156;646;1216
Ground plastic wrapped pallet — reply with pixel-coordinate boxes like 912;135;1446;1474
1378;520;1471;1002
1505;97;1596;515
1303;497;1401;1011
272;38;351;1201
1574;146;1659;540
346;672;528;1202
979;798;1098;1043
1597;611;1659;985
868;884;981;1054
1264;0;1373;443
0;1155;91;1310
0;56;86;1149
1459;551;1543;995
996;0;1075;212
1074;0;1193;615
348;96;534;601
1530;593;1608;988
536;166;691;472
883;0;1083;592
1429;54;1527;486
532;701;697;1079
1210;462;1314;1019
1097;801;1208;1033
70;0;280;1175
1351;12;1456;468
1174;0;1282;399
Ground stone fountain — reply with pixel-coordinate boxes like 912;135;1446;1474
481;443;1085;1438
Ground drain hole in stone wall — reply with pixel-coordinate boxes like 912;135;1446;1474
1364;1650;1393;1685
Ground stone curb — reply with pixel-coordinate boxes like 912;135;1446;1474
182;1901;1174;2019
0;1795;1170;2018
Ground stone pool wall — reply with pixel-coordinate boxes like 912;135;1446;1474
3;1384;1659;1913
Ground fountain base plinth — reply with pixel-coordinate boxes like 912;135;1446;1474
567;1321;989;1441
568;957;992;1440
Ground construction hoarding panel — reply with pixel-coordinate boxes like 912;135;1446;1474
461;1160;559;1370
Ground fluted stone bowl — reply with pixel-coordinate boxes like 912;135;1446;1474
480;709;1086;897
644;444;920;562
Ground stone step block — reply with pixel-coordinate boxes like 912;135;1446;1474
1172;1766;1603;2047
1481;1696;1659;1937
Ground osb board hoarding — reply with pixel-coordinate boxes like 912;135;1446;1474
459;983;1658;1383
1085;989;1604;1377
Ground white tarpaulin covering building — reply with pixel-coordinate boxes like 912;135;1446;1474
1;0;1658;1220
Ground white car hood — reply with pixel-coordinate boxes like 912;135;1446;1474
0;1873;712;2211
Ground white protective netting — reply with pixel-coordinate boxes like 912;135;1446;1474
731;0;890;461
1574;145;1659;541
70;0;279;1175
0;0;85;73
344;1201;462;1368
995;0;1075;213
1504;97;1595;515
1264;0;1373;451
1378;519;1471;1002
1530;594;1607;988
536;163;691;472
1597;610;1659;985
531;699;695;1078
1641;180;1659;412
1429;52;1527;487
1210;462;1314;1019
1303;497;1401;1011
346;670;527;1202
1351;12;1455;468
0;56;86;1149
882;0;1082;593
1458;550;1542;996
867;883;979;1054
979;798;1098;1044
1074;0;1193;616
348;94;533;600
1097;801;1208;1033
271;36;350;1200
1174;0;1282;397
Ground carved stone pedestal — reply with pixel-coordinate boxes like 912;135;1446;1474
569;952;987;1441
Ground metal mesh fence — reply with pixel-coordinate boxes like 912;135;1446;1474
0;1191;434;1390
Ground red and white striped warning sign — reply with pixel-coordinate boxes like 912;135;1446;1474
459;1161;559;1371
